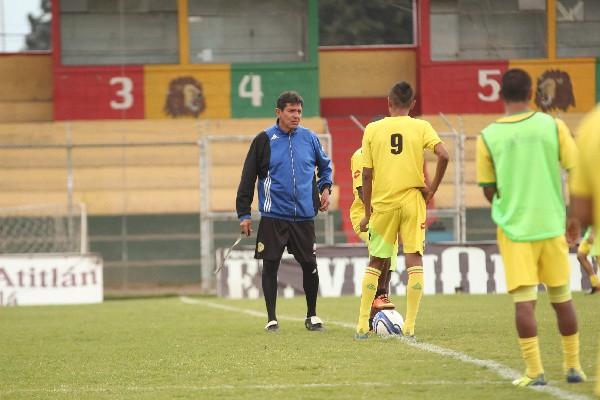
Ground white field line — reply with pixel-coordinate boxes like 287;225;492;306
4;381;518;396
180;296;593;400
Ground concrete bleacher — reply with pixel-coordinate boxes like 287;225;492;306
0;117;334;215
0;112;585;234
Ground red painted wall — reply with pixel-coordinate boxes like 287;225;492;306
417;0;508;114
419;62;508;114
326;117;366;243
54;67;144;120
320;97;389;118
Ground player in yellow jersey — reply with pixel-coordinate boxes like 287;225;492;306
350;147;398;330
576;227;600;294
477;69;585;387
355;81;449;339
568;103;600;396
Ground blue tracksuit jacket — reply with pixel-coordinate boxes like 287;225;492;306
236;122;333;221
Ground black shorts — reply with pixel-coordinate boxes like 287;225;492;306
254;216;316;263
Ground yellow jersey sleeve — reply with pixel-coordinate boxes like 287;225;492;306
476;135;496;186
569;110;598;197
556;118;577;170
351;149;363;189
361;126;373;169
423;121;442;151
570;156;593;197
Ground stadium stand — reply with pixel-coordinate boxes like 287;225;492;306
0;117;334;214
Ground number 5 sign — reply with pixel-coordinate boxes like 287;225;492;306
477;69;502;102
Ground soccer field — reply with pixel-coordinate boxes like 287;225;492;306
2;293;598;400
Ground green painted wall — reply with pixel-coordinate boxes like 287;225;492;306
231;64;319;117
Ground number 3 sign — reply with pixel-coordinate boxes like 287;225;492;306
110;77;134;110
54;67;144;120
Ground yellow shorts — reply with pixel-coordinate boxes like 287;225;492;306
578;239;591;255
368;192;426;257
352;218;398;272
497;227;571;292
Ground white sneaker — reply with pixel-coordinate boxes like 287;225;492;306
265;320;279;332
305;316;324;331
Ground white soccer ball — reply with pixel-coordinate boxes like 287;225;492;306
373;309;404;337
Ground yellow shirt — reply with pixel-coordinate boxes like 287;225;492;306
570;105;600;230
476;111;577;185
362;116;442;212
350;148;365;225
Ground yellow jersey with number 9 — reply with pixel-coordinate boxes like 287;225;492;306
362;116;442;212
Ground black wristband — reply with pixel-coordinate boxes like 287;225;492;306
321;186;332;195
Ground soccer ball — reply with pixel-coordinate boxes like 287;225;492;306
373;310;404;337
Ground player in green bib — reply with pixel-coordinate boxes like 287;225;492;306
476;69;585;387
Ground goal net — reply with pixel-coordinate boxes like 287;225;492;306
0;203;88;254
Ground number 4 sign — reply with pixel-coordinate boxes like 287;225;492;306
238;74;263;107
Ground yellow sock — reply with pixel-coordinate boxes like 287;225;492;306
591;274;599;287
403;266;423;336
561;333;581;372
356;266;381;334
518;337;544;377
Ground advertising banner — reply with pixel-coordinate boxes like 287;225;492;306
0;254;103;306
217;244;587;298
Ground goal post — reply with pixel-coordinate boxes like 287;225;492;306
0;203;88;254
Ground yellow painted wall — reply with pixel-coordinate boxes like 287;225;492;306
510;59;596;113
319;50;416;98
0;55;53;122
144;65;231;119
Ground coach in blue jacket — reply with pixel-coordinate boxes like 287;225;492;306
236;91;333;333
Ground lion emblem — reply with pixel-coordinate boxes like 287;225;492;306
164;76;206;118
534;69;575;112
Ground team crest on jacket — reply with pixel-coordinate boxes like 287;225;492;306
257;242;265;253
534;69;575;112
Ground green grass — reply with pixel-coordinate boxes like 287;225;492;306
1;293;598;399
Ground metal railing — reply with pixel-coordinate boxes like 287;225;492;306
0;122;473;291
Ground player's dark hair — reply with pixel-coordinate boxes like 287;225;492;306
389;81;414;108
276;91;304;110
370;114;385;123
500;69;532;103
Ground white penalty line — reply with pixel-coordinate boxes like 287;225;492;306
4;381;516;396
180;296;592;400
